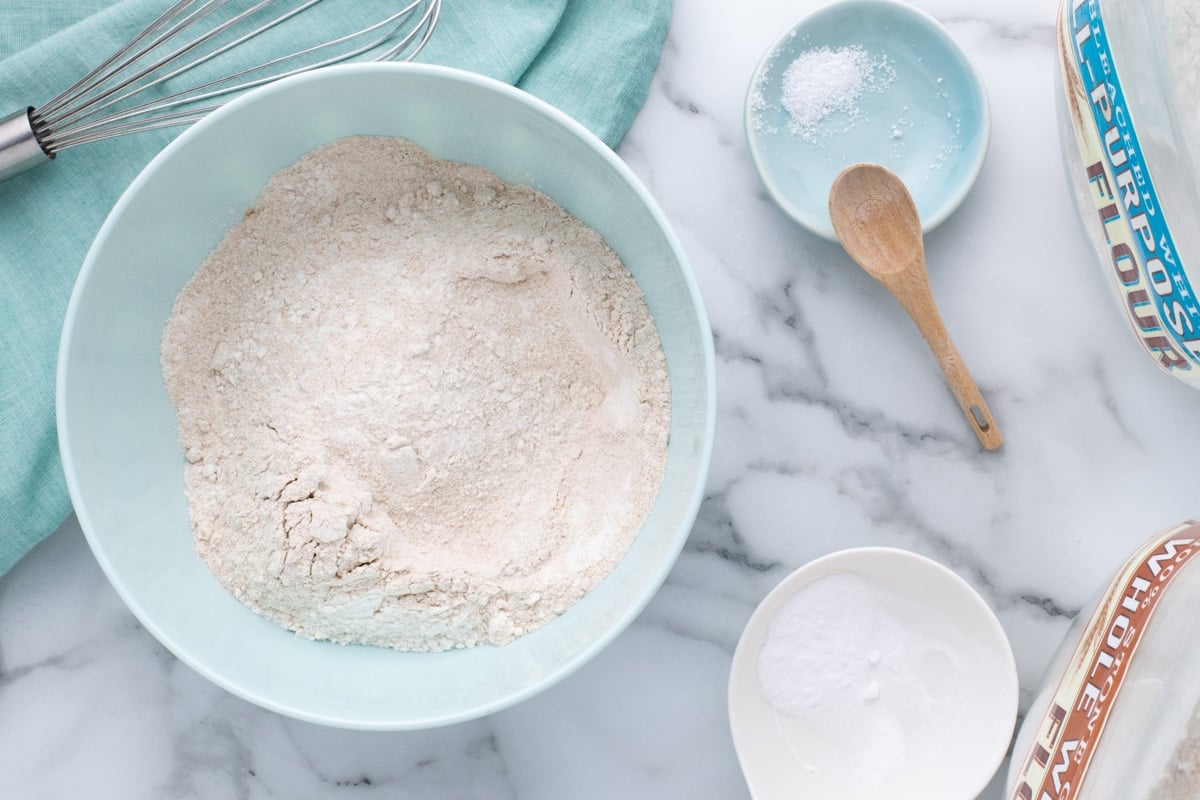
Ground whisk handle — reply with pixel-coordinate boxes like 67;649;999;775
0;109;52;182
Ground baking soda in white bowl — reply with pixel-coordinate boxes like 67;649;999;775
729;548;1018;800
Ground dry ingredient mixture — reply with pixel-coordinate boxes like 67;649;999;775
160;136;671;652
756;573;1010;793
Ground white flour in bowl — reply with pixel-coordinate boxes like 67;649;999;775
160;136;671;652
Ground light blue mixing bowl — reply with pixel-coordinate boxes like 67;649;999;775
56;63;715;730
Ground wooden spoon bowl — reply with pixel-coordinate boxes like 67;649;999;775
828;163;1002;450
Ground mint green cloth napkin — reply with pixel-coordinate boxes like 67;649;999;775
0;0;671;576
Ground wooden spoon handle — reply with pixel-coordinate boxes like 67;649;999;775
886;274;1004;450
926;328;1003;450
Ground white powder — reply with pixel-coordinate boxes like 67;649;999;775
755;572;1008;793
160;136;671;652
779;45;896;143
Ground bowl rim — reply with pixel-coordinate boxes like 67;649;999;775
743;0;992;240
55;61;717;729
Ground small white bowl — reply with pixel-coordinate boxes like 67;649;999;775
728;547;1017;799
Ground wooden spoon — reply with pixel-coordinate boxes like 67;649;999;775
828;163;1002;450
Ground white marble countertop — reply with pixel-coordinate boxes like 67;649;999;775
4;0;1200;797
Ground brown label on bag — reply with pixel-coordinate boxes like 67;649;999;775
1008;520;1200;800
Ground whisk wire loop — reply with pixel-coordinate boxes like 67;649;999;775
42;0;436;150
42;1;287;134
35;0;200;121
20;0;441;158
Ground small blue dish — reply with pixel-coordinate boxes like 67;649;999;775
746;0;989;240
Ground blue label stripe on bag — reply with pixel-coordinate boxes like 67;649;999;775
1070;0;1200;364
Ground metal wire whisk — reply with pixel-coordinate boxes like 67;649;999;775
0;0;442;182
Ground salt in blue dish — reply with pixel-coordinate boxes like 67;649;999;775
746;0;990;240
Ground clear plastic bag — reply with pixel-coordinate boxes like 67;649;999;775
1056;0;1200;387
1007;520;1200;798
